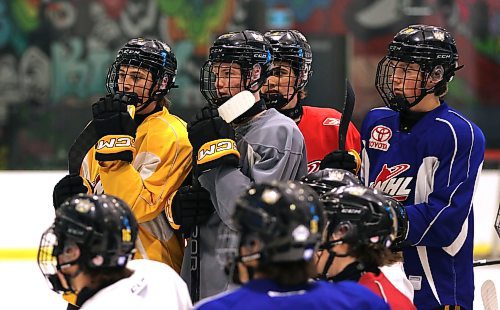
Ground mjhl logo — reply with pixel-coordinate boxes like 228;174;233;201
371;164;413;201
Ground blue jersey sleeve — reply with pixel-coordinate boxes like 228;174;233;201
405;115;485;249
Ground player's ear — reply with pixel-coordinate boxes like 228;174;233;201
250;64;262;84
429;65;444;84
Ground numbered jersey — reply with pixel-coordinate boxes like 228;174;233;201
298;105;361;173
360;103;485;309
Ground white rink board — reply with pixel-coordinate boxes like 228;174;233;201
0;170;498;309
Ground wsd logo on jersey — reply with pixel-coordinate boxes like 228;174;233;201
370;163;413;201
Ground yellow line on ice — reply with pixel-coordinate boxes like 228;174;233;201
0;249;38;261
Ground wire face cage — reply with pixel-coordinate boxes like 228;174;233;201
200;60;248;107
375;58;430;112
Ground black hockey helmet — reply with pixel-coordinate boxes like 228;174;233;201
38;194;138;293
320;185;397;249
106;38;177;110
375;24;462;111
262;30;313;110
301;168;361;196
217;181;324;267
200;30;273;107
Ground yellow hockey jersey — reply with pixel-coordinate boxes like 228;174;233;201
80;107;192;273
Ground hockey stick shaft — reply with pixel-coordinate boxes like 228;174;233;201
474;258;500;267
338;80;355;151
190;164;201;303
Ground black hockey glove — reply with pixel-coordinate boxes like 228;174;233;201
53;174;90;210
169;185;215;235
92;94;137;163
320;149;361;175
387;197;410;252
188;107;239;177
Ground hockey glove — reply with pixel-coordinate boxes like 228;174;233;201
388;197;410;251
188;107;239;177
92;94;137;163
320;149;361;175
53;174;91;210
167;185;215;235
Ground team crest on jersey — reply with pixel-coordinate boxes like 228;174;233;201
322;118;340;126
369;125;392;151
307;160;321;174
371;164;413;201
92;174;104;194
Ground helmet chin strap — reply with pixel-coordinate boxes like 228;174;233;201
279;98;303;122
56;258;84;293
317;239;350;280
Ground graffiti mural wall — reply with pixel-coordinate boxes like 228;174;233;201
1;0;499;169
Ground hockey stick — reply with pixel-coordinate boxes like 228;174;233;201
189;91;255;302
495;203;500;239
474;259;500;267
338;80;355;151
67;102;136;174
481;280;498;310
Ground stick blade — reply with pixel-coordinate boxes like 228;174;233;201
217;90;255;123
481;280;499;310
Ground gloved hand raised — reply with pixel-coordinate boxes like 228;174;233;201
92;94;137;163
188;107;239;177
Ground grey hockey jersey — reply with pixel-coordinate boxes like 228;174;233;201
181;107;307;299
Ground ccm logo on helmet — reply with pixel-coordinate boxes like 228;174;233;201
96;137;134;150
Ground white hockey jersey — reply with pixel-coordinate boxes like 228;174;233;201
80;259;192;310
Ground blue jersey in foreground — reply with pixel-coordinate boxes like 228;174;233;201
195;279;388;310
360;103;485;309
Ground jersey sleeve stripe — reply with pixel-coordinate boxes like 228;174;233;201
435;118;457;187
448;110;474;179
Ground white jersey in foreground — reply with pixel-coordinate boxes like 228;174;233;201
380;262;414;302
81;259;192;310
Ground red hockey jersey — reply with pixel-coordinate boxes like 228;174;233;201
359;271;416;310
298;105;361;173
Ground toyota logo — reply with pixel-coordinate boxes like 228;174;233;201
371;126;392;142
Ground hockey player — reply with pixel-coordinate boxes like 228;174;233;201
302;168;415;301
317;185;415;309
362;25;485;309
38;194;192;310
196;181;389;309
261;30;361;174
167;30;307;299
52;38;191;273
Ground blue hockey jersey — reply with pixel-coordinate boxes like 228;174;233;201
360;103;485;309
195;279;389;309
